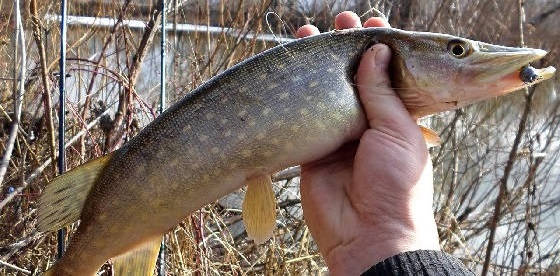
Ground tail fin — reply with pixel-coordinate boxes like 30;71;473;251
38;153;113;232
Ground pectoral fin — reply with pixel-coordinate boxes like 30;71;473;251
242;175;276;244
420;126;441;147
112;236;162;276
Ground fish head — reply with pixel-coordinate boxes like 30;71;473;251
378;29;556;118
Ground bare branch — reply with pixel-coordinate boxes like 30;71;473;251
0;260;31;275
30;0;57;175
0;108;111;211
0;0;26;188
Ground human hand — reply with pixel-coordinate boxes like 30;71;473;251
298;11;440;275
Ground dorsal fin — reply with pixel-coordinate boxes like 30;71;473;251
37;153;113;232
112;237;162;276
242;174;277;244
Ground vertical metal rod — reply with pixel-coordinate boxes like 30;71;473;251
173;0;178;96
158;1;167;275
159;0;167;114
57;0;68;260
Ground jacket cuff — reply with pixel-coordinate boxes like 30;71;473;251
361;250;474;275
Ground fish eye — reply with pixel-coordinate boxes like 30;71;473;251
448;40;469;58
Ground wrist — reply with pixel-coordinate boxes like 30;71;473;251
325;215;440;275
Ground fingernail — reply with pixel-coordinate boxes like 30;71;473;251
373;45;390;66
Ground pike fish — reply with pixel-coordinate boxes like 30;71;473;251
39;27;555;275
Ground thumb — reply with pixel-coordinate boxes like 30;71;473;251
355;44;420;141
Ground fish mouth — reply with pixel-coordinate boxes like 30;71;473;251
471;43;555;94
493;65;556;95
473;43;553;82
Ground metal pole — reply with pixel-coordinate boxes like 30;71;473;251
159;0;166;114
57;0;68;260
157;1;166;275
173;0;178;97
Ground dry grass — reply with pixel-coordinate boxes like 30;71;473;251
0;0;559;275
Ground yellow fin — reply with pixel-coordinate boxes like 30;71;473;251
38;153;113;232
420;126;441;147
242;175;276;244
112;237;162;276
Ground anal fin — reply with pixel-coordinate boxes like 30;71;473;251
112;236;162;276
420;126;441;147
242;174;277;244
38;153;113;232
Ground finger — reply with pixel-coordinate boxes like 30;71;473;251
364;17;390;28
334;11;362;29
355;44;421;141
296;24;320;38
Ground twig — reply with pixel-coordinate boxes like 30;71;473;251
0;0;26;189
427;0;451;31
30;0;57;175
272;166;301;182
284;254;320;264
529;3;560;25
0;77;19;81
360;6;388;21
105;0;164;151
482;94;533;275
80;0;131;157
440;117;460;243
0;108;112;211
1;232;44;262
0;260;31;275
481;1;530;274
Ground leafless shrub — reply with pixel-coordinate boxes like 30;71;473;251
0;0;558;275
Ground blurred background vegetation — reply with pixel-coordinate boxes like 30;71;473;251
0;0;559;275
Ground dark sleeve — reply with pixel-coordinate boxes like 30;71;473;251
361;250;475;275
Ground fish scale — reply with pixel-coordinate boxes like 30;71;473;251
38;27;555;275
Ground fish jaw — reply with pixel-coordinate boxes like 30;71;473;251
416;65;557;117
488;65;556;96
457;44;556;103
